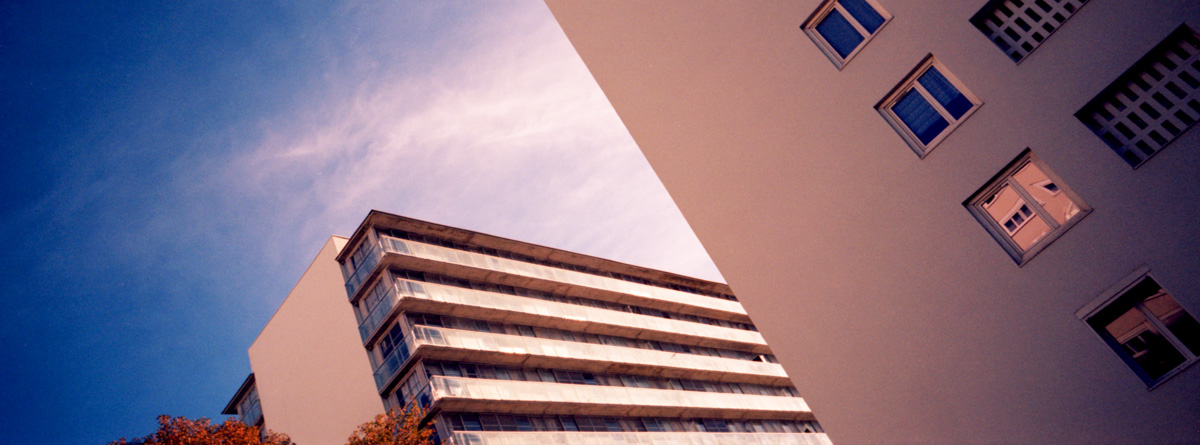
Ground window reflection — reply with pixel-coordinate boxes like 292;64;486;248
1012;163;1079;225
1103;302;1184;380
1089;277;1200;384
968;151;1089;263
982;184;1051;250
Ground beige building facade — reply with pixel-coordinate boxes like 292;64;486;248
226;212;830;444
545;1;1200;443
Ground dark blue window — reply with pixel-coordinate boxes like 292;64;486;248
893;89;949;145
840;0;885;33
815;9;863;58
918;67;973;119
462;414;482;431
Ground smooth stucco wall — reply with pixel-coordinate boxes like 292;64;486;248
249;236;384;444
546;1;1200;443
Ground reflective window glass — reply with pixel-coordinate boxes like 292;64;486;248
1087;277;1200;385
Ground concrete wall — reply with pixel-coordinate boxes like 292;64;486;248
249;236;384;444
545;1;1200;443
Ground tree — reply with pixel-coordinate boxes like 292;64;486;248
345;405;435;445
108;415;293;445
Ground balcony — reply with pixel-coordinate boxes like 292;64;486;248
428;376;814;420
344;240;384;297
373;329;419;389
372;326;790;395
449;431;834;445
348;235;746;319
357;274;766;352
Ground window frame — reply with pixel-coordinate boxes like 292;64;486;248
801;0;893;70
1076;266;1200;389
963;149;1091;265
876;55;983;158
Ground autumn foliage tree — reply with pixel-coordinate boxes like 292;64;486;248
345;405;435;445
107;415;293;445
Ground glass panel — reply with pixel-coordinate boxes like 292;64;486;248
427;376;811;414
917;67;973;119
375;235;744;316
981;184;1051;250
408;326;787;381
892;89;950;145
450;431;832;445
816;9;864;58
389;278;764;347
840;0;885;33
463;414;482;431
1104;304;1186;380
1144;289;1200;355
1011;163;1080;225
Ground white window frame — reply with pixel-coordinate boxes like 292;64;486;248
998;202;1034;235
964;149;1090;265
1076;266;1200;389
801;0;892;70
876;55;983;158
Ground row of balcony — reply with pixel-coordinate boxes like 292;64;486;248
449;431;833;445
356;274;767;352
427;375;813;420
372;326;790;394
345;235;746;318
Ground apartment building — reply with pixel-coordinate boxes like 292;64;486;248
545;1;1200;443
225;211;830;444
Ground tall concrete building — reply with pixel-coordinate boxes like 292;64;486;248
545;1;1200;444
225;211;830;444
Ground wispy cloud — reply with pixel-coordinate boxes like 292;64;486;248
222;2;722;281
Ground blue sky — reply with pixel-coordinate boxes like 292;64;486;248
0;2;720;443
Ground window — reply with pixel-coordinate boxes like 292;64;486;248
1078;268;1200;388
1076;24;1200;168
970;0;1091;63
802;0;891;69
877;56;982;157
964;150;1089;264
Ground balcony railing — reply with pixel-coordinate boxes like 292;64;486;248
358;235;745;316
373;330;419;389
450;431;834;445
371;326;788;393
357;273;765;348
344;240;384;297
428;376;811;417
358;279;423;343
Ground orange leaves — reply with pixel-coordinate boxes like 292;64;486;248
113;405;431;445
107;415;293;445
345;405;434;445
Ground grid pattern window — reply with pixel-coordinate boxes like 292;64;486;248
964;150;1089;265
1076;25;1200;168
1081;273;1200;387
970;0;1090;63
877;56;981;157
801;0;891;69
